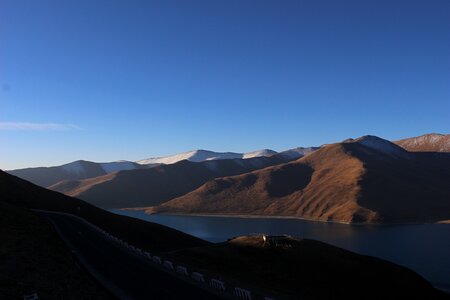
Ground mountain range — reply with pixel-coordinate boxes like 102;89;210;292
48;152;310;208
136;149;277;164
7;147;317;188
148;135;450;223
8;133;448;189
4;133;450;223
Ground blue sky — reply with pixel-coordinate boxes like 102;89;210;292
1;0;449;169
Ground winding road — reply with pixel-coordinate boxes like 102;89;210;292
37;211;225;300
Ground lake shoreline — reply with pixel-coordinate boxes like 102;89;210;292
119;208;450;226
111;209;450;294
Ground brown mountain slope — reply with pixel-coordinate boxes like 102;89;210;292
0;170;209;252
149;136;450;223
49;155;300;209
395;133;450;152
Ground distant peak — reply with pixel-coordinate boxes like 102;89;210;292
243;149;277;159
63;160;87;166
354;135;388;143
61;160;87;174
189;149;211;154
420;133;445;137
346;135;408;157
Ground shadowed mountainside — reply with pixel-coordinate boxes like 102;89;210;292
49;154;304;209
395;133;450;152
149;136;450;223
7;160;146;187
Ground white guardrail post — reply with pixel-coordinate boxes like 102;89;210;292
163;260;174;270
23;293;39;300
191;272;205;283
210;278;226;291
234;287;252;300
176;265;189;276
152;256;162;264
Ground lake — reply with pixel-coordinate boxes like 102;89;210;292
112;210;450;292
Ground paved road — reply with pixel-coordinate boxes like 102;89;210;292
38;211;225;300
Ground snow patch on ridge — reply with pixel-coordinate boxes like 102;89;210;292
137;149;276;165
242;149;277;159
353;136;408;157
279;147;318;159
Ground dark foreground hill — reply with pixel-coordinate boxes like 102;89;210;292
149;136;450;223
49;155;299;209
0;170;209;252
0;201;112;299
168;235;448;299
0;170;447;299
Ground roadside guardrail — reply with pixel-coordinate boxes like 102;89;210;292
32;209;278;300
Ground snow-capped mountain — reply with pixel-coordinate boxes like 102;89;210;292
242;149;278;159
7;147;317;188
137;149;277;165
350;135;409;158
49;153;299;208
8;160;144;188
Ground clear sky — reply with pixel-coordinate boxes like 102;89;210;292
1;0;449;169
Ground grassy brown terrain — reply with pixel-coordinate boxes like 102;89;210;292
149;136;450;223
48;155;296;209
0;201;112;300
395;133;450;152
168;235;448;299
